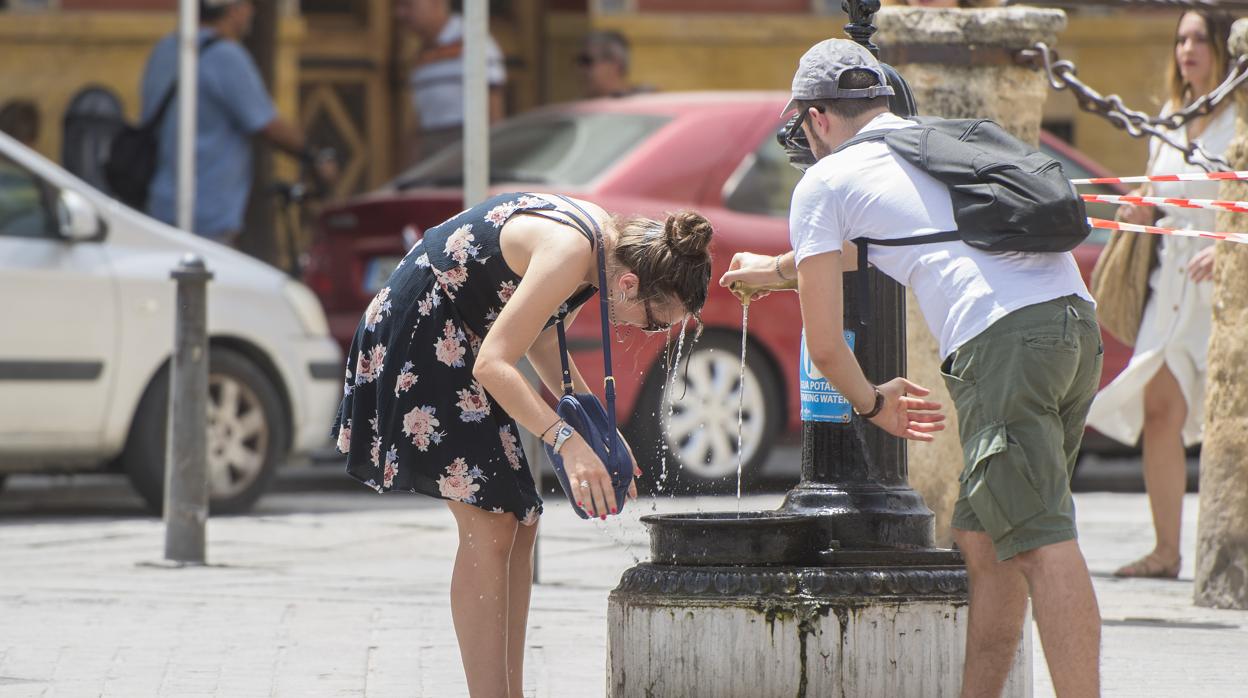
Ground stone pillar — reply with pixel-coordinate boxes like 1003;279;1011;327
1196;18;1248;611
874;6;1067;546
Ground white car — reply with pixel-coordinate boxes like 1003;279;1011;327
0;132;343;513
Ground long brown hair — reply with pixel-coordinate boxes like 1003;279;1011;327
1165;10;1235;112
611;211;714;317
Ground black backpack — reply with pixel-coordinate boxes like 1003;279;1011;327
834;117;1091;322
104;36;220;210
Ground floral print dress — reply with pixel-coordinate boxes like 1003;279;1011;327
332;193;597;524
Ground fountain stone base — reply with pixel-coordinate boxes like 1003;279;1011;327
607;560;1032;698
608;512;1031;697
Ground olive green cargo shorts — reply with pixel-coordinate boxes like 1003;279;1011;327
943;295;1103;561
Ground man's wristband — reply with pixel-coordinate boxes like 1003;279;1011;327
854;386;885;419
775;255;792;281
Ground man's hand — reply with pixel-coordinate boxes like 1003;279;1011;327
719;252;789;302
867;377;945;442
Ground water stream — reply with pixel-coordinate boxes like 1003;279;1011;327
736;300;750;514
656;322;689;492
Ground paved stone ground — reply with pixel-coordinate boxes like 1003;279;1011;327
1;483;1246;697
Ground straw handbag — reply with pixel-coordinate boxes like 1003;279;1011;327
1090;227;1159;347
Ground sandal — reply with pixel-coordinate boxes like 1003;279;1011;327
1113;553;1180;579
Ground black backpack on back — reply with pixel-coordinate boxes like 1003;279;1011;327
834;116;1091;323
104;36;220;211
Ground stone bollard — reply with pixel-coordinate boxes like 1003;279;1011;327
164;254;213;565
1197;18;1248;611
874;4;1068;547
518;358;544;584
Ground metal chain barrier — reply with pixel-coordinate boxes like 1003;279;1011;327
1010;1;1248;10
1024;42;1248;172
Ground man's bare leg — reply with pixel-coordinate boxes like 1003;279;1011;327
1014;539;1101;698
955;528;1030;698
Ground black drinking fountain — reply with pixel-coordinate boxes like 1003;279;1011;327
605;3;1032;696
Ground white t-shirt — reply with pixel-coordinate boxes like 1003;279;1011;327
790;112;1093;359
409;14;507;130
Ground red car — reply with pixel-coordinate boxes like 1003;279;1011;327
304;92;1131;491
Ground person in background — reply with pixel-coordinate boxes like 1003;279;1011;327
140;0;333;247
576;30;651;99
0;100;39;148
396;0;506;166
1086;10;1237;580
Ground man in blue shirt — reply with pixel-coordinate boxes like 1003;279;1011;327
140;0;326;245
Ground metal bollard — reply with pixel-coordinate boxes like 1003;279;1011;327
518;359;543;584
164;254;213;564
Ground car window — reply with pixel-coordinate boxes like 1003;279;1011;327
0;153;55;239
393;112;671;190
1039;141;1114;245
723;126;803;219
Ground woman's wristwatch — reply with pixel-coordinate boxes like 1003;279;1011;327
551;422;576;454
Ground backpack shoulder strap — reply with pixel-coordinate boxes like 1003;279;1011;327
143;36;224;131
831;129;891;155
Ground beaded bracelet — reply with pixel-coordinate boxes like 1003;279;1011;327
539;418;563;444
775;255;792;281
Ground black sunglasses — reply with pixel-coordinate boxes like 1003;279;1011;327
575;53;599;68
778;106;821;172
781;104;825;150
641;298;675;334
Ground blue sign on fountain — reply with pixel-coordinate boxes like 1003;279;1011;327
800;330;855;422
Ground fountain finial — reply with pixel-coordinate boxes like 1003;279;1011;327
843;0;882;55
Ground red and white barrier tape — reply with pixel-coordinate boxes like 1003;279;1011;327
1087;217;1248;245
1081;193;1248;213
1072;171;1248;185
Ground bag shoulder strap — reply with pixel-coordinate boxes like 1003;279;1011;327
549;195;618;428
143;36;223;131
831;128;891;155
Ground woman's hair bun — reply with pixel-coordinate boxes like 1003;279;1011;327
663;211;713;259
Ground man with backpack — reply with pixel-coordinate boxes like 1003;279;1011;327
136;0;331;246
721;38;1102;697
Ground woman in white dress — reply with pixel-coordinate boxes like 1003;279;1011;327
1087;9;1237;579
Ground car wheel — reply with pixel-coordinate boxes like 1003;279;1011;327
627;331;784;494
122;347;289;515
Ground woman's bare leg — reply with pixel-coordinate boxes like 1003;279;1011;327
506;520;539;696
1137;364;1188;569
448;501;519;697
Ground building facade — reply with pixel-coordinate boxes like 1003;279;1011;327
0;1;1191;197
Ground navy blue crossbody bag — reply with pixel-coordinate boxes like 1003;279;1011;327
543;196;633;519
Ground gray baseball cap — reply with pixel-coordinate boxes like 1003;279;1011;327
782;38;895;116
